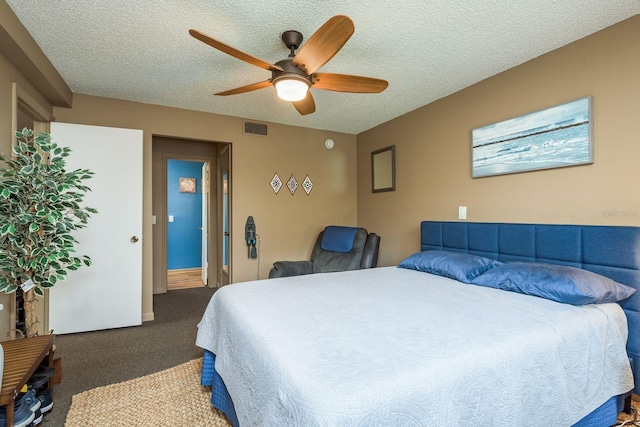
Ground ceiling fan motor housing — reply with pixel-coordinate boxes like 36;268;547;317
271;59;312;85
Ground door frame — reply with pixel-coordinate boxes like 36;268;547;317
151;136;222;294
10;83;52;338
218;144;232;286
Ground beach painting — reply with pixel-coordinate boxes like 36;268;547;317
472;97;592;178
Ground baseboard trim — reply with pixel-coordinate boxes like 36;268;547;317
142;311;154;322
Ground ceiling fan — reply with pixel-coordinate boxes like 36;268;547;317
189;15;388;115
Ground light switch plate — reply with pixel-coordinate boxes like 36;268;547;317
168;215;174;222
458;206;467;220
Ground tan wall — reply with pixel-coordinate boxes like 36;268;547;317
0;51;54;337
53;94;357;321
357;15;640;267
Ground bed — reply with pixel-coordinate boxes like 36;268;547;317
196;221;640;426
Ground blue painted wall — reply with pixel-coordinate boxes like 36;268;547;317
167;159;204;270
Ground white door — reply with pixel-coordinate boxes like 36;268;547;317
49;122;143;334
201;162;208;285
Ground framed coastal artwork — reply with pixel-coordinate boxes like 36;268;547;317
471;96;593;178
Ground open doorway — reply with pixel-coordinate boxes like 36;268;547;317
152;136;231;295
166;159;208;290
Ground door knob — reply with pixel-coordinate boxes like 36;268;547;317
131;236;139;243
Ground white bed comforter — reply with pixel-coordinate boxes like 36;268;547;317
196;267;634;426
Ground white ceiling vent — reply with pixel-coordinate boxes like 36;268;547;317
243;121;268;137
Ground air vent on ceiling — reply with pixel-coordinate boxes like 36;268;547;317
243;121;268;137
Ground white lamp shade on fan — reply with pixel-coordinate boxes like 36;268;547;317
274;78;309;102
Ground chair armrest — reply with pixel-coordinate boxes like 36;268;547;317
269;261;314;278
360;233;381;268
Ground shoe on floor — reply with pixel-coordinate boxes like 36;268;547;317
29;366;56;385
0;400;35;427
15;389;41;413
36;388;53;414
27;374;51;390
34;366;56;378
31;407;43;426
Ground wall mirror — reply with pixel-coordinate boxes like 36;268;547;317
371;145;395;193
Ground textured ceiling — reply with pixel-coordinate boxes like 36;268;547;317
6;1;640;135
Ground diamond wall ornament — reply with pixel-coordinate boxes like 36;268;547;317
287;174;298;195
270;173;282;194
302;175;313;195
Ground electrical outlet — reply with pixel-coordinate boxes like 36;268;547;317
458;206;467;220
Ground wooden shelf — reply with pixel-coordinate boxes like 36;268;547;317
0;335;54;427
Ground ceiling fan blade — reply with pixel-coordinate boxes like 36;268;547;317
312;73;388;93
293;92;316;115
291;15;355;75
215;80;272;96
189;29;283;72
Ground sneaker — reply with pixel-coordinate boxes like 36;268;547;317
31;407;43;426
36;388;53;414
15;389;41;413
0;401;35;427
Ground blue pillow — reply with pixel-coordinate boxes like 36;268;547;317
321;226;359;253
471;262;636;305
398;250;502;284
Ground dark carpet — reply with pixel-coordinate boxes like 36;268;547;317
45;286;216;427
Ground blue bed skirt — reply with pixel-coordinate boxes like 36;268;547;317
201;350;239;427
201;349;623;426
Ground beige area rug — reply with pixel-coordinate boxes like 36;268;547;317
618;398;640;425
65;357;640;426
65;358;232;427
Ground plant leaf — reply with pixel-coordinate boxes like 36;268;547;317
0;224;15;235
0;129;95;296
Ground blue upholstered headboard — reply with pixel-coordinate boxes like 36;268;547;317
421;221;640;393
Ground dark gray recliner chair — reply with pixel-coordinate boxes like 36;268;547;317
269;226;380;278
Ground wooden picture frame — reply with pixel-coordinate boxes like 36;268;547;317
371;145;395;193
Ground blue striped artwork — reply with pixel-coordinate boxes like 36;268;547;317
472;97;592;178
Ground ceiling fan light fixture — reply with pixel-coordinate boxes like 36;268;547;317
191;16;386;115
273;76;310;102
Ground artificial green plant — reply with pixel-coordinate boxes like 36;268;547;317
0;128;96;337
